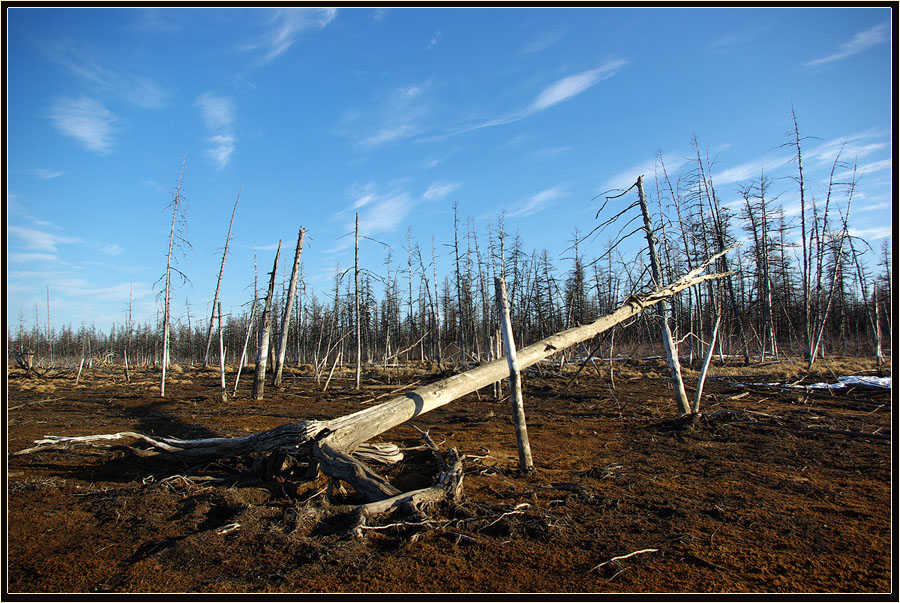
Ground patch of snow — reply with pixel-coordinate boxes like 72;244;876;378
746;376;891;390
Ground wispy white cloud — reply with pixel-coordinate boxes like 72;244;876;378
48;97;118;154
32;168;64;180
196;92;237;169
358;191;415;236
95;243;124;256
855;201;891;214
423;181;461;201
335;183;417;247
849;226;892;240
507;186;566;218
605;152;690;192
44;39;167;109
249;7;337;64
7;252;60;264
359;123;420;148
196;92;235;131
205;134;237;169
355;81;432;148
423;59;628;142
710;152;794;186
532;146;573;159
804;22;889;67
835;158;892;182
529;62;625;112
427;30;441;50
372;8;390;22
521;28;565;55
353;192;377;209
807;130;889;166
9;225;81;252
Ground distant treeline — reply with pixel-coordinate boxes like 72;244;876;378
7;127;892;372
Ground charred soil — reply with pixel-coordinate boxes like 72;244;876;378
5;357;893;594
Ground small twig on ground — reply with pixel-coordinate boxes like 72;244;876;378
591;548;659;572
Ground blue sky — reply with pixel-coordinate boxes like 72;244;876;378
6;7;893;334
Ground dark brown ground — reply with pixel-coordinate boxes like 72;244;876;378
5;356;893;594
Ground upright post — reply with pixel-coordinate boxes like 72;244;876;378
495;277;534;473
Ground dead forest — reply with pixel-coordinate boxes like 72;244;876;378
6;122;894;594
10;129;892;382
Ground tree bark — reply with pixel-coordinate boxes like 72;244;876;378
273;228;305;386
251;241;281;400
495;277;533;473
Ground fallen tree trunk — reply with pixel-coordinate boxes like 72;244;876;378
14;251;732;505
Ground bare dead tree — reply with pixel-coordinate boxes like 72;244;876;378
636;176;691;415
251;241;282;400
203;188;241;368
273;228;305;386
495;276;533;472
159;156;191;397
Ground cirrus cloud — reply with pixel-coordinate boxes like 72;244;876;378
48;96;118;154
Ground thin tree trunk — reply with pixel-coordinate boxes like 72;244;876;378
218;302;227;402
251;241;281;400
354;214;363;390
791;107;812;361
203;188;240;368
75;357;85;385
496;277;533;472
233;303;256;397
273;228;305;386
160;156;186;397
636;176;690;415
691;312;720;414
